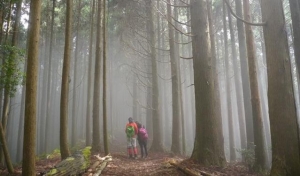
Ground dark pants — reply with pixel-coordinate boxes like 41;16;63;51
138;139;148;157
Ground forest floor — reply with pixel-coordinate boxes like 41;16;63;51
1;151;264;176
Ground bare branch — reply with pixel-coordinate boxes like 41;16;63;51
180;56;193;60
223;0;266;26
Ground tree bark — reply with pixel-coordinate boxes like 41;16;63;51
222;2;236;161
60;0;72;160
92;0;102;153
146;0;163;152
261;0;300;175
243;0;266;170
190;0;225;166
167;0;181;154
71;0;82;147
22;0;42;175
227;4;247;152
0;122;13;173
86;0;95;146
45;0;56;153
289;0;300;79
235;0;254;147
207;0;225;162
102;0;109;155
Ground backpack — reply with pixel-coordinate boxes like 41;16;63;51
139;127;148;140
126;125;135;138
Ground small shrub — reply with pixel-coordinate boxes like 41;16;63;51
236;143;255;171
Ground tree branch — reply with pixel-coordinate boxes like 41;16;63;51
223;0;266;26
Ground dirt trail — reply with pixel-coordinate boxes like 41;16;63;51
0;152;262;176
94;152;186;176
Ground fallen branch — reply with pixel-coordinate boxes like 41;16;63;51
93;160;109;176
85;154;112;176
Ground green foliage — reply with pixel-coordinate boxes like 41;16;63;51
0;45;26;96
236;143;255;171
45;146;92;175
47;148;61;159
81;146;92;169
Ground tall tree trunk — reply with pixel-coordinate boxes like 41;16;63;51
243;0;266;170
45;0;56;153
39;0;51;154
133;76;138;121
3;2;12;44
92;0;102;153
0;5;3;44
167;0;181;154
0;0;22;167
17;82;25;162
0;123;13;173
174;0;185;155
86;0;95;146
146;0;163;152
71;0;82;147
60;0;72;160
22;0;41;175
190;0;225;166
102;0;109;155
0;0;15;163
289;0;300;78
222;2;236;161
207;0;225;161
227;4;247;152
261;0;300;175
16;0;26;161
235;0;254;147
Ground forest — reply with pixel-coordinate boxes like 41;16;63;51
0;0;300;175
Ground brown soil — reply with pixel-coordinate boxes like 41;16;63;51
0;152;263;176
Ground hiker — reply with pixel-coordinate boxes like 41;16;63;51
136;121;148;158
125;117;138;159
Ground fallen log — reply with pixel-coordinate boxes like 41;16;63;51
44;146;91;176
169;160;203;176
93;160;108;176
92;155;112;176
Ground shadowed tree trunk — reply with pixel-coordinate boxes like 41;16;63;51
71;0;82;147
0;5;3;44
86;0;95;146
92;0;102;153
235;0;254;147
146;0;163;152
0;0;14;163
60;0;72;160
261;0;300;175
190;0;225;166
174;0;185;155
102;0;109;155
45;0;56;153
243;0;266;170
39;0;51;154
289;0;300;78
222;2;236;161
0;123;13;173
167;0;181;154
22;0;42;175
227;3;247;152
207;0;225;161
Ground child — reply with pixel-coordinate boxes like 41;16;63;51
136;122;148;158
125;117;138;159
